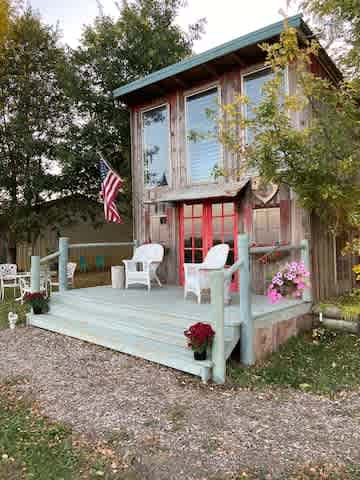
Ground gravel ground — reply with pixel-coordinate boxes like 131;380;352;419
1;327;360;479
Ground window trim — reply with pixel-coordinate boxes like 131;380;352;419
241;65;289;145
184;84;223;185
141;102;171;189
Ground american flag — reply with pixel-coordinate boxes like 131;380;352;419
99;155;123;224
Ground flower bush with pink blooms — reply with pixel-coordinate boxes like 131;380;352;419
267;261;310;304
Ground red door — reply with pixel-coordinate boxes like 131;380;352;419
179;201;238;288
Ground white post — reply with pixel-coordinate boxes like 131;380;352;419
238;234;254;365
211;270;225;384
30;256;41;293
301;238;312;302
59;237;69;292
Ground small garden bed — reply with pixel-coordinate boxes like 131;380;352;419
315;289;360;322
231;329;360;395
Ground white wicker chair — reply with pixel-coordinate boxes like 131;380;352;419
184;244;230;304
0;264;17;299
123;244;164;291
49;262;77;292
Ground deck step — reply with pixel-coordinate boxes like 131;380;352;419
29;313;213;381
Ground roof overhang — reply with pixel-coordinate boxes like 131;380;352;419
144;179;250;204
113;15;342;105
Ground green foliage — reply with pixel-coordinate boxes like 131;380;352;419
230;331;360;395
0;7;75;254
61;0;205;216
218;23;360;235
319;288;360;321
300;0;360;77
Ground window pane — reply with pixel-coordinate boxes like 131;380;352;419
243;68;273;145
223;203;234;215
142;106;169;187
186;88;220;182
193;204;203;217
212;203;222;217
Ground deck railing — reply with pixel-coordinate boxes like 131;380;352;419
30;238;138;293
210;234;312;383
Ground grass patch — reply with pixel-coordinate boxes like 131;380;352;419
230;330;360;395
318;288;360;321
0;386;124;479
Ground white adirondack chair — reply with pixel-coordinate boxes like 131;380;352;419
0;264;17;300
123;244;164;291
183;244;230;304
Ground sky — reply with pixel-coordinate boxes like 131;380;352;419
28;0;299;52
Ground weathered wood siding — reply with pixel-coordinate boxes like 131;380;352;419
130;61;311;288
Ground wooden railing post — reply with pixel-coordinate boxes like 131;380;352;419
238;233;254;365
58;237;69;292
133;239;139;256
301;239;312;302
30;256;41;293
211;270;225;384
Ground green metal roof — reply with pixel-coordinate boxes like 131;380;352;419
113;14;304;99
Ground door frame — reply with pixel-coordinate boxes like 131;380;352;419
178;199;238;287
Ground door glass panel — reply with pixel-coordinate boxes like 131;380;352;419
212;217;222;235
223;203;234;215
212;203;222;217
224;216;234;233
194;250;203;263
184;204;193;218
184;249;192;263
193;204;203;217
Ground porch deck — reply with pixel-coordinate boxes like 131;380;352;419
29;285;311;382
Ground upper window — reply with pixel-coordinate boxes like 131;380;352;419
142;105;169;187
243;68;274;145
186;87;221;182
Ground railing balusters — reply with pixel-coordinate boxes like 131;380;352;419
58;237;69;292
301;239;312;302
211;270;225;384
238;234;254;366
30;256;41;293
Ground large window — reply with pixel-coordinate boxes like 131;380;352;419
186;87;221;182
243;68;274;145
142;105;169;187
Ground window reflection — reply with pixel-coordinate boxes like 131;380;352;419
142;105;169;187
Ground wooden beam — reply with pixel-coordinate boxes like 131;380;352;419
230;53;247;67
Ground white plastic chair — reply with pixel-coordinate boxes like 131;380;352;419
123;244;164;291
0;264;17;299
184;244;230;304
49;262;77;292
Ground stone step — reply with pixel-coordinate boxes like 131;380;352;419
29;313;213;382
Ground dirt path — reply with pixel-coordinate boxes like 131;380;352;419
1;327;360;479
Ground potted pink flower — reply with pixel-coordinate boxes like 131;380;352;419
267;261;309;304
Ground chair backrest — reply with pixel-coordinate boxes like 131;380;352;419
133;244;164;263
202;244;230;269
0;263;17;278
67;262;77;279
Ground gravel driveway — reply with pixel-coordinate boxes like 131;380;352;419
1;327;360;479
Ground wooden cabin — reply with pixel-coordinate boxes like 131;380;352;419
113;15;352;302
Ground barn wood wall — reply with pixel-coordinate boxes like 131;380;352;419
130;62;307;286
17;218;133;272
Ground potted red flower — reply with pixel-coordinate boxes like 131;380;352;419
24;292;49;315
184;322;215;361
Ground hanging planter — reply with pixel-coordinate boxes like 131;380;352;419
184;322;215;361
